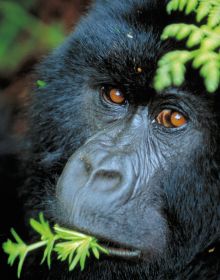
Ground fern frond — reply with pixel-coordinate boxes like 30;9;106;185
154;0;220;93
208;4;220;27
167;0;180;14
162;24;197;40
186;28;204;47
196;1;212;22
185;0;199;14
192;51;218;68
167;0;199;14
179;0;188;11
154;51;192;91
200;58;220;92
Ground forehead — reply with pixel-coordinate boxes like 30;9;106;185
70;2;169;88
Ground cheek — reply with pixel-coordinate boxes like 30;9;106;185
161;156;213;241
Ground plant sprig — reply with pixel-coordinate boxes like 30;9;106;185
2;213;109;278
154;0;220;93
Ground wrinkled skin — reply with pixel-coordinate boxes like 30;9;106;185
19;0;220;279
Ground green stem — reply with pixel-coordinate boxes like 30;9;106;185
54;225;91;239
26;240;48;252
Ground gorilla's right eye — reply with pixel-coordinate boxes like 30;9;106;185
101;87;126;105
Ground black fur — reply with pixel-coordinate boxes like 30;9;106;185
14;0;220;279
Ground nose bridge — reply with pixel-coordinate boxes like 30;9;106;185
129;106;148;127
82;106;148;153
108;106;148;148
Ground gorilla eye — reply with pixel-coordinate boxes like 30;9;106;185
101;87;126;105
156;109;187;128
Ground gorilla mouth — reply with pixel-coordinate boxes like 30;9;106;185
99;240;141;259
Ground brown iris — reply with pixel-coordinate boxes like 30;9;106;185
102;87;126;105
156;109;187;128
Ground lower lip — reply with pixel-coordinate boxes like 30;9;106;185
103;246;141;258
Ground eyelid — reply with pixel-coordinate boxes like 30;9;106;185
161;95;192;113
154;101;189;119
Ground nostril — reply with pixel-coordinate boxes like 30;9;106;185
90;170;123;193
96;170;122;180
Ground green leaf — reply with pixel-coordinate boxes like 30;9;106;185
208;5;220;27
95;244;110;254
161;24;180;40
154;67;172;91
2;230;28;278
200;61;220;92
69;250;82;271
192;51;218;68
196;1;212;22
17;253;27;278
171;63;186;86
186;29;204;47
167;0;180;14
36;80;47;88
79;241;90;270
11;228;25;244
166;0;199;14
175;25;193;40
179;0;188;11
201;37;220;50
31;213;54;239
91;246;100;259
185;0;198;15
41;240;55;268
161;24;197;41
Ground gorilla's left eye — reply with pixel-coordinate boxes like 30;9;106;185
156;109;187;128
101;87;126;105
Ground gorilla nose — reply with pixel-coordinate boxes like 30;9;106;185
76;152;134;194
57;150;136;208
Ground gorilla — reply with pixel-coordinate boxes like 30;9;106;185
13;0;220;279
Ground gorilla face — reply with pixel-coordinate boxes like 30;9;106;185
24;0;220;279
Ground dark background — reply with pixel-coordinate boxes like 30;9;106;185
0;0;90;278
